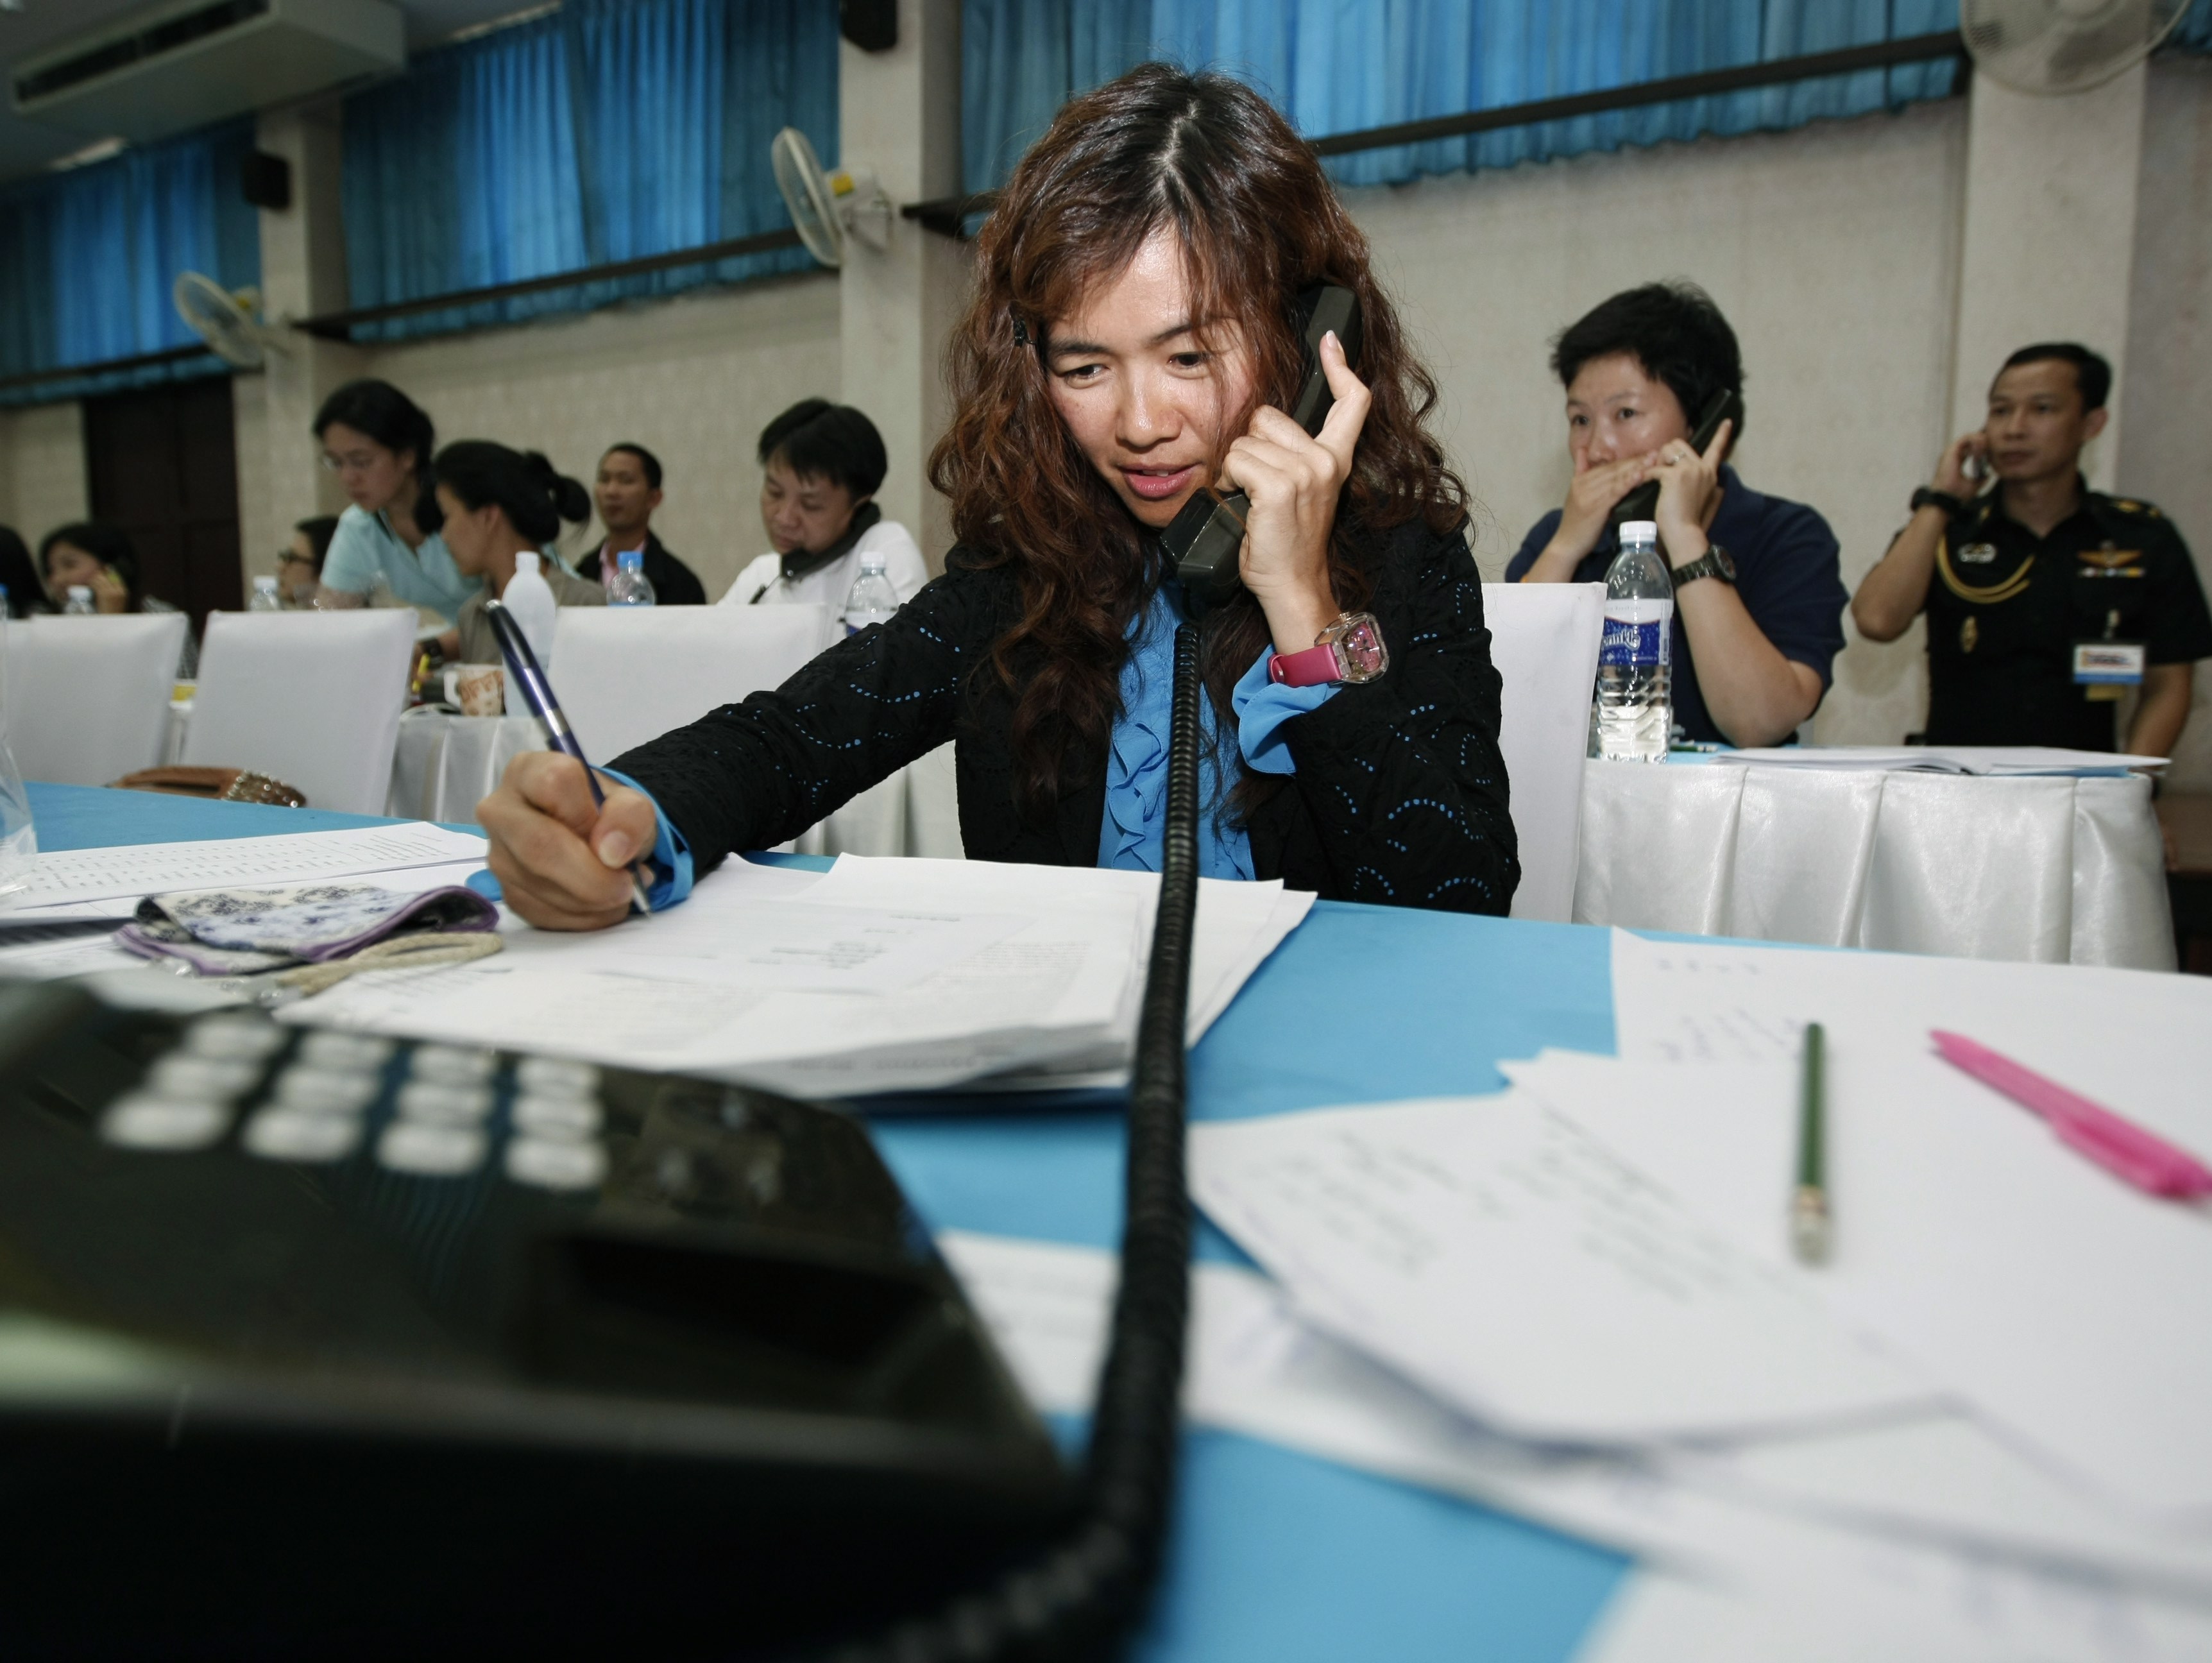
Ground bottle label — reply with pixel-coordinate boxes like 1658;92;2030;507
1599;618;1668;669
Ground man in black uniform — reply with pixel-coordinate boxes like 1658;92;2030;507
1854;343;2212;756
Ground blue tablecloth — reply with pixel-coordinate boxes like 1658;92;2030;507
24;782;1631;1662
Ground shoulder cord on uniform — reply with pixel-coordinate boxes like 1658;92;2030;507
1936;536;2034;606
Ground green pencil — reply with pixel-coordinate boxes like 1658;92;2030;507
1791;1022;1830;1265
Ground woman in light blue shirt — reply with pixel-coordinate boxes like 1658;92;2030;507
312;380;480;621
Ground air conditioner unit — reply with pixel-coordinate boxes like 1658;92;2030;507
11;0;404;144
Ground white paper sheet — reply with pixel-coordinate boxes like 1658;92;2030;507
3;824;489;914
939;1232;2212;1662
1187;1095;1932;1443
1607;932;2212;1519
1723;746;2163;776
589;900;1030;993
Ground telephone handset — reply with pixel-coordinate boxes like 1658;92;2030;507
1607;385;1746;531
1162;284;1364;615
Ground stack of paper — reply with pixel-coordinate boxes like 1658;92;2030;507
1161;930;2212;1655
288;855;1311;1098
1724;744;2165;776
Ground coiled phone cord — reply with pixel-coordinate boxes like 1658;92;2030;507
820;622;1202;1663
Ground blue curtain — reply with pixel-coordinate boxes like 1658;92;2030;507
0;119;260;407
2176;0;2212;51
964;0;1967;194
341;0;837;343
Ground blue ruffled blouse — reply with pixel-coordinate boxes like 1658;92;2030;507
1096;584;1337;880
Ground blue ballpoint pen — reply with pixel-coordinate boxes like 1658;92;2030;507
482;598;654;917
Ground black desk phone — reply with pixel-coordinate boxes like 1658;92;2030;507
0;979;1066;1660
1606;386;1744;531
1162;283;1363;612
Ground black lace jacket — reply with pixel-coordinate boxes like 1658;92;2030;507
611;514;1519;916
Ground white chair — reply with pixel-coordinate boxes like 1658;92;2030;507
549;605;828;764
183;611;418;814
1482;582;1604;923
3;614;187;787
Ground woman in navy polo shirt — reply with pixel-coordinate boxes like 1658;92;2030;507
1508;282;1846;749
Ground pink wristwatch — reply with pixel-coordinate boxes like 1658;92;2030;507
1268;613;1390;687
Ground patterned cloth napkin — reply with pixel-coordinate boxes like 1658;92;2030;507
117;880;502;989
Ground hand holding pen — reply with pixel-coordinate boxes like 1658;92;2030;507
480;599;656;922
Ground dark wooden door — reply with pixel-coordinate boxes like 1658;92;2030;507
82;375;242;632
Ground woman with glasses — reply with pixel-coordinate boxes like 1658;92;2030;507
312;380;480;622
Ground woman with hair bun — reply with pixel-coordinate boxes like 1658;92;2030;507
481;62;1517;928
314;380;479;620
432;442;602;664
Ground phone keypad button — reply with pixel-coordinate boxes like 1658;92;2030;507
513;1093;601;1137
407;1045;497;1084
243;1109;363;1163
148;1054;263;1101
102;1095;232;1151
396;1081;493;1125
273;1066;382;1114
506;1136;607;1191
298;1032;395;1070
377;1121;486;1177
515;1057;599;1098
183;1017;286;1061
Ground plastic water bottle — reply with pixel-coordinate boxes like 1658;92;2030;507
1594;520;1673;763
606;549;656;608
840;552;899;637
504;550;559;668
63;586;96;616
248;575;282;612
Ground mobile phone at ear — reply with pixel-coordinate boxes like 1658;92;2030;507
1608;386;1744;530
1163;284;1364;615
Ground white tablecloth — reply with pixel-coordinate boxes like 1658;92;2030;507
386;713;967;863
386;713;547;823
1574;760;2175;969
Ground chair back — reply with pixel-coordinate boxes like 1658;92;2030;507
1482;582;1604;923
549;606;828;764
183;611;418;814
3;614;188;787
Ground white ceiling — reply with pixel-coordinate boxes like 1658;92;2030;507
0;0;538;183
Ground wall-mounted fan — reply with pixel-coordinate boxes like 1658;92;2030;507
770;127;890;269
1961;0;2189;94
172;273;288;370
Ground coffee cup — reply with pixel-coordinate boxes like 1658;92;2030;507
453;663;506;717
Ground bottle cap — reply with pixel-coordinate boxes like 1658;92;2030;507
255;575;276;589
1619;520;1659;544
618;549;643;570
69;586;92;600
515;551;541;574
859;552;887;571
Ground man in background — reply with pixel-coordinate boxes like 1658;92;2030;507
1853;343;2212;756
576;443;705;605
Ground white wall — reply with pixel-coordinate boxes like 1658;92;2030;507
2120;55;2212;789
346;272;840;604
0;401;90;556
1350;96;1969;746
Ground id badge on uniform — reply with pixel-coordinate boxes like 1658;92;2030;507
2073;640;2145;700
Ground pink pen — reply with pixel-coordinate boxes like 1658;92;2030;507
1930;1030;2212;1200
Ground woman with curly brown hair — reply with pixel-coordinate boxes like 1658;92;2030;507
479;62;1519;928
